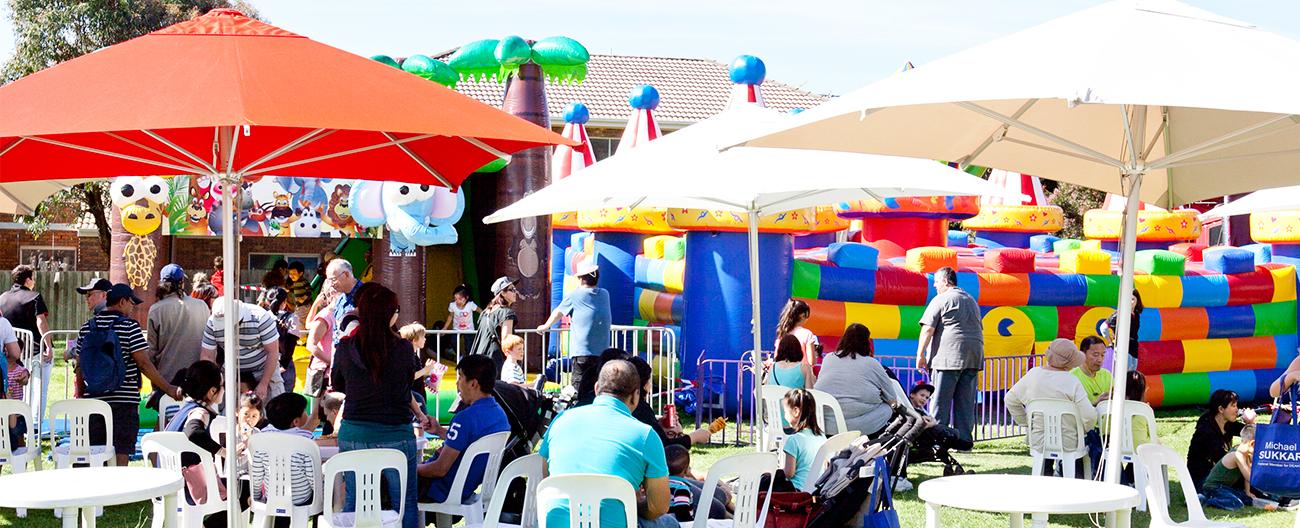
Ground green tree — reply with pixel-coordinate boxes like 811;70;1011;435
1044;179;1106;239
3;0;260;254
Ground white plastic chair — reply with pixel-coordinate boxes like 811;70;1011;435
801;431;860;493
536;474;637;528
478;454;545;528
1098;400;1162;511
685;452;778;527
806;388;849;436
1136;444;1246;528
0;400;39;518
1025;399;1092;479
322;448;407;528
248;433;324;528
50;398;115;468
142;431;235;528
759;385;791;452
15;328;45;443
419;430;511;528
158;393;182;431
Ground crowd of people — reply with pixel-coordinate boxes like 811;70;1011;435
0;256;1290;524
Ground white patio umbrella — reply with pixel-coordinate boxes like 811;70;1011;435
486;104;1015;431
1201;185;1300;219
732;0;1300;482
0;180;82;215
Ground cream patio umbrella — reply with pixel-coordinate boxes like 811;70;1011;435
486;104;1015;436
732;0;1300;483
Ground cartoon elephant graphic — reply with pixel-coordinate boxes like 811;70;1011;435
348;181;465;256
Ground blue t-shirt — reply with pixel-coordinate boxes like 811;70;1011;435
423;396;511;503
783;429;827;490
540;395;667;528
557;287;611;357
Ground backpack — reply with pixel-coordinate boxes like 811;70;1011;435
81;315;127;397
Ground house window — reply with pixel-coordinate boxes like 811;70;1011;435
20;246;77;271
247;253;321;279
589;137;621;161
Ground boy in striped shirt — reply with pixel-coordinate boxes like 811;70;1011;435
250;392;322;507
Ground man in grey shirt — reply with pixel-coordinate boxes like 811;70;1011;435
147;264;211;384
916;266;983;443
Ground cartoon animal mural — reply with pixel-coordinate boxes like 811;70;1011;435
349;181;465;256
110;176;169;288
294;205;324;238
267;191;297;237
325;184;359;236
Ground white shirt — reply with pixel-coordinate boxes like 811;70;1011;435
449;301;478;331
501;358;525;384
1005;367;1098;453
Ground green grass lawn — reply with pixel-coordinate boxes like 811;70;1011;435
3;365;1296;527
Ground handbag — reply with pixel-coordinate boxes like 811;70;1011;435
1251;380;1300;497
756;491;815;528
862;456;900;528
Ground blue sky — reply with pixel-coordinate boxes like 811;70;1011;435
2;1;1298;95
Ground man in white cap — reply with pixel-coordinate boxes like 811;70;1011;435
75;277;112;315
538;261;611;390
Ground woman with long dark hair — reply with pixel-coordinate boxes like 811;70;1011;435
774;299;820;367
812;323;898;436
1187;389;1256;492
769;334;816;389
331;283;430;528
259;287;301;393
1103;291;1144;370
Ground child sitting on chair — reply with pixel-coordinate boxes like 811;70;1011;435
782;389;828;491
666;444;732;522
249;393;322;507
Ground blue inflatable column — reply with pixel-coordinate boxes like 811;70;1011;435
549;228;579;357
681;231;793;415
593;232;640;326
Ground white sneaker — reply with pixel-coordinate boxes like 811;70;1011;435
893;478;914;493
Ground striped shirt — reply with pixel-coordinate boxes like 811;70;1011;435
201;303;279;372
249;426;316;506
77;311;148;405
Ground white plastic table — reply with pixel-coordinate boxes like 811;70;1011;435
0;466;183;528
918;474;1140;528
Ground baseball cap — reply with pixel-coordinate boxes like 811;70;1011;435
107;283;143;305
911;382;936;395
75;278;112;295
160;263;186;283
574;260;599;277
491;276;519;296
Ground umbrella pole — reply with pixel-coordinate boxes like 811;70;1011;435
220;174;241;527
748;210;764;452
1104;171;1141;484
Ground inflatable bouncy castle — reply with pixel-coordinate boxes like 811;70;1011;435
544;56;1299;414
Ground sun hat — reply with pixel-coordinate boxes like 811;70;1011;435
491;276;519;296
574;260;599;277
1045;338;1084;370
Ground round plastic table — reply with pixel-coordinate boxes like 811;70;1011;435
918;474;1140;528
0;466;183;528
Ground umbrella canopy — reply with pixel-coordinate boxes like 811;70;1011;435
487;104;1012;439
731;0;1300;482
1201;185;1300;219
487;105;1015;222
0;180;85;215
0;9;570;186
0;9;569;519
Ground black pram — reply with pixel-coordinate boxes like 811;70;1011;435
807;400;927;527
905;414;973;477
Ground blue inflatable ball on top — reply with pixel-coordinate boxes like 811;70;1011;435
563;102;591;124
628;85;660;110
729;55;766;85
789;108;805;115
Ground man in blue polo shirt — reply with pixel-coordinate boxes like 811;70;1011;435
540;359;674;528
418;354;510;506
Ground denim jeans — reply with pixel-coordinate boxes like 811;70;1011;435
339;436;420;528
1201;486;1251;511
931;369;979;443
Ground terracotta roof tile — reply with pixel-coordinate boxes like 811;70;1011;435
434;54;830;127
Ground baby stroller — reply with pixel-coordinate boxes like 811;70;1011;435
487;381;572;523
808;394;927;527
904;419;973;476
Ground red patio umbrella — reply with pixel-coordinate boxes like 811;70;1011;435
0;9;571;522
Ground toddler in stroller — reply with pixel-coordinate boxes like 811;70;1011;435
905;382;973;476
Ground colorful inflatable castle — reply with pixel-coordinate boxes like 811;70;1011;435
545;58;1299;414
